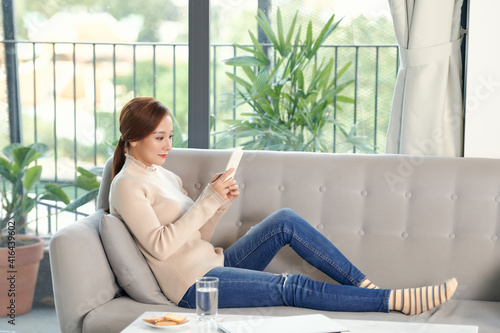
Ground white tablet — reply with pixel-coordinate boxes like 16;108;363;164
224;147;243;181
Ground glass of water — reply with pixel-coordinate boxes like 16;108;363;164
196;277;219;321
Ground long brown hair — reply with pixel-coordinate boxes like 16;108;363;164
112;97;171;179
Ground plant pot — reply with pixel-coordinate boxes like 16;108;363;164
0;234;44;317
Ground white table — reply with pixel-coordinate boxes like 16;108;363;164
334;319;478;333
121;311;478;333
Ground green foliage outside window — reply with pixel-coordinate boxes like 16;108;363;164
218;8;373;153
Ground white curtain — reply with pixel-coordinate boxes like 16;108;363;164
385;0;464;156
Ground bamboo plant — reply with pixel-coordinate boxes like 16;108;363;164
219;8;372;153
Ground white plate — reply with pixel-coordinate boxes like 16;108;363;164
143;318;190;330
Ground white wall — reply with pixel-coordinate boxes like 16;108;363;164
464;0;500;158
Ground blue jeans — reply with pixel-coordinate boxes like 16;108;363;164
179;208;390;312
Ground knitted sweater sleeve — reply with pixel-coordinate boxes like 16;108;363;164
111;176;226;261
172;173;227;242
199;209;226;242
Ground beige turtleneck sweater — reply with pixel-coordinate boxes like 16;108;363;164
109;154;227;304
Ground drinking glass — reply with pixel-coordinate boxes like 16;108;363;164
196;277;219;321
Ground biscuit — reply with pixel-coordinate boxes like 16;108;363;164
143;316;165;324
164;313;187;324
155;320;177;326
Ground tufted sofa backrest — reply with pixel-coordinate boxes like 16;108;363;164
97;149;500;302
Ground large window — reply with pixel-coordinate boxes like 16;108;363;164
1;0;397;234
210;0;397;153
1;0;190;233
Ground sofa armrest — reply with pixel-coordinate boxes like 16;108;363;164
49;209;120;333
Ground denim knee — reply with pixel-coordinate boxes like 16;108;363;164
268;208;303;228
273;207;299;220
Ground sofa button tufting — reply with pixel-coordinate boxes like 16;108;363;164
239;183;246;189
236;221;243;227
195;182;202;189
492;235;498;241
451;194;458;200
358;229;365;236
402;232;408;238
278;185;285;192
405;192;412;198
449;233;456;239
361;190;368;197
317;224;324;230
319;186;327;193
496;196;500;203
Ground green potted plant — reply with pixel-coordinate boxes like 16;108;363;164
62;166;102;212
218;8;372;153
0;143;69;318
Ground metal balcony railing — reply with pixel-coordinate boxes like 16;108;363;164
1;40;399;235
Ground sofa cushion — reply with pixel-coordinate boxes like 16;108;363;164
99;214;173;305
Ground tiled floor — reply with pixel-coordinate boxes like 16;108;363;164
0;304;60;333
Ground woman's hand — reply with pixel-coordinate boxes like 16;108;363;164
210;168;240;206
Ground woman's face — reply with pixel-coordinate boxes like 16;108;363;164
129;115;173;166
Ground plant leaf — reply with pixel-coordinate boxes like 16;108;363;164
12;147;36;170
75;174;100;191
223;56;266;67
257;9;281;54
336;61;352;80
285;11;299;48
241;66;256;82
0;165;15;183
336;96;355;104
23;165;42;192
277;7;286;54
233;42;258;55
251;68;270;98
22;196;36;215
225;72;252;91
74;167;101;191
305;20;313;53
41;183;71;204
0;156;11;170
76;167;97;179
2;143;22;160
329;79;355;96
11;143;50;169
248;31;270;64
29;143;50;161
311;14;339;55
63;188;99;211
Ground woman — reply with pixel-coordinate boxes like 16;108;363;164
109;97;458;315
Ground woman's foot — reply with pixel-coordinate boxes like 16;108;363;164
389;278;458;315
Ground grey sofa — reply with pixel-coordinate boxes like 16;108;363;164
49;149;500;332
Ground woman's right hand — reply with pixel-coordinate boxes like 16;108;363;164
210;168;240;205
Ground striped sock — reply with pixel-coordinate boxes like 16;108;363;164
359;278;379;289
389;278;458;315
